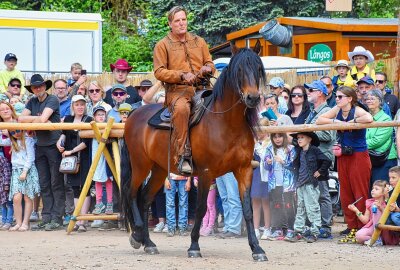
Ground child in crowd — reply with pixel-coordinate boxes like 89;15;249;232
0;129;40;231
165;173;191;237
9;96;25;115
92;106;113;215
0;53;25;95
200;177;217;236
67;63;83;89
118;103;132;123
387;166;400;226
349;180;388;245
264;133;296;240
332;60;350;91
251;129;271;240
286;132;331;243
345;46;376;87
0;132;12;230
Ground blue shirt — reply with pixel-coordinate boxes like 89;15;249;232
59;98;71;118
107;107;121;123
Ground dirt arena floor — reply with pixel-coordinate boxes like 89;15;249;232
0;216;398;270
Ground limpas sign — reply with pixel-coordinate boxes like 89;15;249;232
307;44;333;62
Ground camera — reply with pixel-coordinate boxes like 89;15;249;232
342;145;353;155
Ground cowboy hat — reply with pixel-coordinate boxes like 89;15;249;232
348;46;374;64
25;74;52;93
290;132;320;147
135;79;153;89
110;59;133;72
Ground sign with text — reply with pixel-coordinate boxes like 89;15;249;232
326;0;352;11
307;44;333;62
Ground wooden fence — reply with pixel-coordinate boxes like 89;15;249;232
1;120;400;138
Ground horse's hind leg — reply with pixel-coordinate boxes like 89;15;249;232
140;165;167;255
128;164;153;250
188;176;210;258
234;169;268;262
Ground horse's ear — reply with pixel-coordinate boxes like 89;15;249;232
253;40;261;55
230;42;239;56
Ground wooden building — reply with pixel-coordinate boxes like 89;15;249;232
211;17;398;62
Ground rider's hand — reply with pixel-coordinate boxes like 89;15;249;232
199;65;212;77
182;72;197;84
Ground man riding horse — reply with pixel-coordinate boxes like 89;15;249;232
153;6;216;175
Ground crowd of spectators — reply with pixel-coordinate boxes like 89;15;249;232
0;45;399;247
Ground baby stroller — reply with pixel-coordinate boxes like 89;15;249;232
328;170;342;216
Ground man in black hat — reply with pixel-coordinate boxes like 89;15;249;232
19;74;65;231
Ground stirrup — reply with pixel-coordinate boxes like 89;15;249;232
178;156;193;175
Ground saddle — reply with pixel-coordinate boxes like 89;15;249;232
148;90;213;130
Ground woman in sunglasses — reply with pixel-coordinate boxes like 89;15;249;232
0;101;40;231
285;85;310;125
316;86;373;243
86;81;111;117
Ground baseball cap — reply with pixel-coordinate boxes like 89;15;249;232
118;103;133;112
356;76;374;86
8;78;21;85
71;94;86;103
304;80;328;96
111;84;127;92
93;106;106;115
268;77;284;88
4;53;17;61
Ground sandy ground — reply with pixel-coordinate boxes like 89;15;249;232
0;217;398;270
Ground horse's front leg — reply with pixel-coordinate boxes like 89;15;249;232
188;176;210;258
234;168;268;262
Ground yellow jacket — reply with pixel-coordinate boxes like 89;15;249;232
344;65;375;88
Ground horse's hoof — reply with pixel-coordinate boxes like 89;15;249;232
129;235;142;249
188;250;202;258
252;253;268;262
144;246;159;255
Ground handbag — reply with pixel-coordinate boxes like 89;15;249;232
59;116;86;174
332;142;342;157
369;141;392;167
59;155;80;174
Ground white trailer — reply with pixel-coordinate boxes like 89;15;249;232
0;9;102;73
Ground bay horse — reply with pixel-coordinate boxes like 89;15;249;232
121;40;268;261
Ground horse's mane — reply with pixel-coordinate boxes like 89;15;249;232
212;48;266;137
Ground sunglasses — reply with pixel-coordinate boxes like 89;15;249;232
308;89;320;93
336;95;348;100
375;80;385;84
282;96;289;100
290;93;304;98
324;84;332;88
10;129;22;136
119;111;130;116
89;89;101;94
10;83;21;88
112;91;126;97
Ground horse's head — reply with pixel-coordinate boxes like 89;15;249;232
228;40;266;108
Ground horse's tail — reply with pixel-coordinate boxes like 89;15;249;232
120;138;134;231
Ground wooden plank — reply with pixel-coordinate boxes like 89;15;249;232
280;17;397;33
293;33;341;44
376;224;400;232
